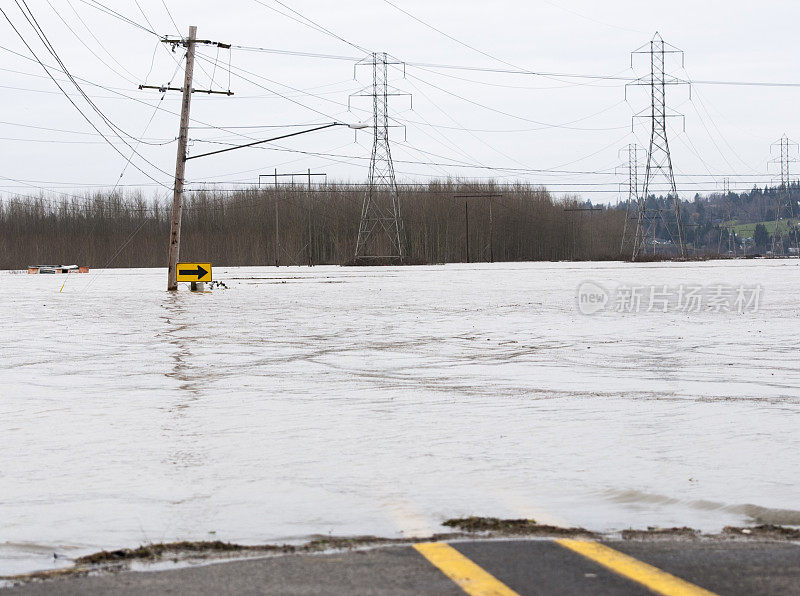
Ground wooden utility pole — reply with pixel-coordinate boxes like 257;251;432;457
456;194;501;264
564;207;603;260
464;198;470;263
488;199;494;263
274;168;279;267
141;28;232;290
258;171;326;267
307;169;313;267
166;26;197;291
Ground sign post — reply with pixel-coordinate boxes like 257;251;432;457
176;262;212;290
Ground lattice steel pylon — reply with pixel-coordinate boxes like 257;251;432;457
768;134;799;255
719;177;736;256
626;33;688;261
352;52;408;262
619;143;643;254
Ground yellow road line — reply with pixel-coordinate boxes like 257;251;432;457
413;542;520;596
556;539;717;596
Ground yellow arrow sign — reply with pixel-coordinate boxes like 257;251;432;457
177;262;212;282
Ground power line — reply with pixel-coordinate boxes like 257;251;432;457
404;70;629;131
381;0;622;91
688;86;761;174
537;0;646;35
0;118;167;139
408;61;625;91
193;53;347;122
1;4;171;187
181;132;787;180
160;0;181;34
250;0;369;55
166;36;800;89
393;74;532;170
230;44;357;61
73;0;158;36
406;61;800;89
14;0;171;151
131;0;158;33
63;0;143;82
381;0;523;72
0;41;279;154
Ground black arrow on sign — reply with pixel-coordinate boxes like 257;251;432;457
178;265;208;279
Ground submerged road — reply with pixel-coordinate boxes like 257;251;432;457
6;538;800;595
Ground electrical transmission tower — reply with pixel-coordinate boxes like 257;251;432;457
719;177;736;255
351;52;410;262
768;134;799;255
618;143;643;254
626;33;689;261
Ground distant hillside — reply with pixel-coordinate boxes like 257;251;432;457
609;182;800;253
726;219;794;238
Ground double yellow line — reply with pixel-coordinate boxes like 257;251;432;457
414;539;717;596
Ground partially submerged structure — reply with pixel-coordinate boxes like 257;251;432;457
27;265;89;274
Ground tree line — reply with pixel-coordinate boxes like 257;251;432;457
0;181;628;269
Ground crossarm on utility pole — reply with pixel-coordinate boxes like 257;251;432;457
139;84;233;96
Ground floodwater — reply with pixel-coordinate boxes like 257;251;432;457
1;261;799;575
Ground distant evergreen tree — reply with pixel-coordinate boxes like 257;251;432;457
754;223;769;250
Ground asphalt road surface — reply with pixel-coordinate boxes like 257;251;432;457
6;538;800;595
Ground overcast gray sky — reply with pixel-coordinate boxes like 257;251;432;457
2;0;799;203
